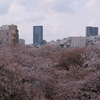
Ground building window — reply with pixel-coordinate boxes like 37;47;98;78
7;39;8;41
7;32;8;35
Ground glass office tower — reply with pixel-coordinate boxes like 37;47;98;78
33;26;43;46
86;26;98;37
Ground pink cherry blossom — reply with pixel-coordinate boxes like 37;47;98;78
1;44;100;99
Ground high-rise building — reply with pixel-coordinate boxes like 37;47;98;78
86;26;98;37
33;26;43;46
0;24;19;45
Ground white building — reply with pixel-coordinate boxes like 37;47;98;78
47;40;57;45
90;35;100;44
61;36;90;48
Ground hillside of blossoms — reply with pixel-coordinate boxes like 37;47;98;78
0;44;100;100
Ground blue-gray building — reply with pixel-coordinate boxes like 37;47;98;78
19;39;25;44
86;26;98;37
33;26;43;46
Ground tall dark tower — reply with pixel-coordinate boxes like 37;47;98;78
86;26;98;37
33;26;43;46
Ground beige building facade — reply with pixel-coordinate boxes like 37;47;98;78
0;30;14;45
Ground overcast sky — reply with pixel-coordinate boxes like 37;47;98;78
0;0;100;44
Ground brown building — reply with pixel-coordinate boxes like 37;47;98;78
0;24;19;45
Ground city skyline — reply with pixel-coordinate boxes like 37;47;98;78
0;0;100;44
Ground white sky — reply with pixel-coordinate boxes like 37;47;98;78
0;0;100;44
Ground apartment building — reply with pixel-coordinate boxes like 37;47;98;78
0;24;19;45
0;30;14;45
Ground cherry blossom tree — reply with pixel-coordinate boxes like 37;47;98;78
1;44;100;99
